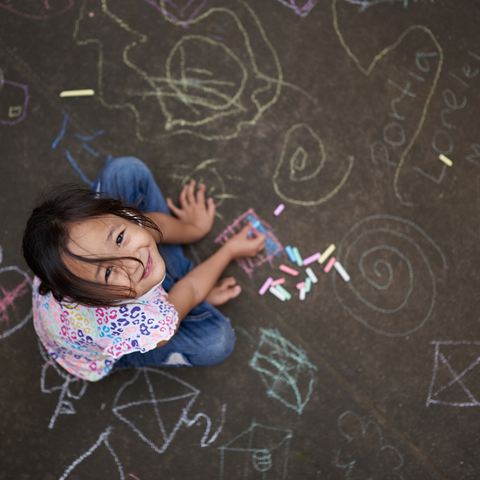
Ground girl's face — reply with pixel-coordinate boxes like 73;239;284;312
65;215;166;298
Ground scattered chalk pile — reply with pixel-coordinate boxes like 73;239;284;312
258;204;351;302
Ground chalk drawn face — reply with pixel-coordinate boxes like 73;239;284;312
65;215;166;298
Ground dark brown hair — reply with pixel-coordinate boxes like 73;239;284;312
22;185;162;307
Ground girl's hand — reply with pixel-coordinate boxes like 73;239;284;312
226;223;267;259
166;180;216;240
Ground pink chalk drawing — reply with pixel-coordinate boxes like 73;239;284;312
0;266;33;340
0;76;29;126
144;0;209;27
214;209;284;279
0;0;74;20
276;0;318;17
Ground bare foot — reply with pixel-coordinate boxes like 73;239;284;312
205;277;242;306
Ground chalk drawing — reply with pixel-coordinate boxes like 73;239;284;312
144;0;209;27
344;0;434;13
218;421;293;480
332;215;447;337
466;144;480;167
0;266;33;340
426;341;480;407
73;0;286;142
249;328;317;414
0;74;29;125
112;367;226;454
214;209;284;279
273;123;354;206
333;0;444;206
0;0;74;19
275;0;318;17
335;411;404;479
59;427;125;480
37;340;88;429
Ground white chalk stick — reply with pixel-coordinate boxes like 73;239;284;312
299;287;306;301
59;89;95;97
305;267;318;283
439;154;452;167
269;286;286;301
334;261;350;282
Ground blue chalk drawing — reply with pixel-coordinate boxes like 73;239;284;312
249;328;317;415
51;113;69;149
246;214;282;259
66;150;94;186
345;0;434;13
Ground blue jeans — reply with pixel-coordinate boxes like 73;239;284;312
91;156;236;368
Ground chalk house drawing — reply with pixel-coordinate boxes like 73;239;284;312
332;0;443;206
0;266;33;340
426;341;480;407
218;421;293;480
59;427;125;480
249;328;317;414
0;70;29;126
112;367;226;454
73;0;283;142
214;209;284;279
273;123;354;206
276;0;319;17
38;340;88;429
0;0;74;20
335;411;405;480
332;215;446;337
144;0;210;27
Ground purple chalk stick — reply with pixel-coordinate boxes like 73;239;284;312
302;252;321;266
259;277;274;295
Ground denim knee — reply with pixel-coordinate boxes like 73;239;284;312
200;319;236;366
101;156;150;180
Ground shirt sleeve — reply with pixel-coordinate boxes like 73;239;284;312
99;300;179;359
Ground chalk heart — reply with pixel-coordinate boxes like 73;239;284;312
290;0;313;13
152;0;208;24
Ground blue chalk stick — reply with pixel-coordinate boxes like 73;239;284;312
285;246;296;263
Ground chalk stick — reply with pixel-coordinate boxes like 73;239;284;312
59;89;95;97
285;246;297;263
319;244;336;264
269;286;285;301
299;287;306;301
305;267;318;284
274;203;285;216
324;256;336;273
292;247;303;267
271;278;285;286
334;261;350;282
296;281;306;290
275;284;292;300
439;154;453;167
279;264;299;276
252;220;261;229
305;277;312;293
303;252;321;266
259;277;273;295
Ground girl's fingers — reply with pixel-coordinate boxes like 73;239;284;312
166;197;182;216
179;183;188;207
196;183;206;204
186;179;196;204
206;197;216;216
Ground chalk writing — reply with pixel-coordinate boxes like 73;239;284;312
249;328;317;414
344;0;434;13
333;0;444;206
335;411;405;479
38;340;88;429
273;123;354;206
144;0;209;27
426;341;480;407
0;73;29;126
218;421;293;480
0;0;74;19
59;427;125;480
214;209;284;279
112;367;226;454
0;266;33;340
275;0;318;17
332;215;446;337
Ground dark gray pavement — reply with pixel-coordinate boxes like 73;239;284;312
1;1;480;478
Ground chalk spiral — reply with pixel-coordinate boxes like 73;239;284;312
332;215;446;336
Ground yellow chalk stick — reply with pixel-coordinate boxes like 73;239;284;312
439;154;452;167
319;244;335;264
59;89;95;98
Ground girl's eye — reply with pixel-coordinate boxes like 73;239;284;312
116;232;124;247
105;267;113;282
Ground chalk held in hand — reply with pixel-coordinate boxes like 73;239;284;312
59;89;95;97
303;252;320;266
269;286;286;301
285;246;297;263
319;244;335;264
275;284;292;300
324;256;336;273
279;264;299;276
292;247;303;267
305;267;318;283
334;261;350;282
271;278;285;286
259;277;273;295
439;154;452;167
296;281;306;290
274;203;285;216
299;287;306;301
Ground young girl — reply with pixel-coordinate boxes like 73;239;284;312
22;156;266;381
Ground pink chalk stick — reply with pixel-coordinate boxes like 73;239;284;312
259;277;273;295
296;281;306;290
271;278;286;286
302;252;321;266
274;203;285;216
279;264;299;276
324;256;336;273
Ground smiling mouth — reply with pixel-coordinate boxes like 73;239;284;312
141;254;153;280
